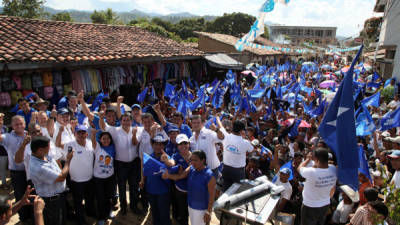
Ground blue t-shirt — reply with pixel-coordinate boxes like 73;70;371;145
165;141;178;157
145;153;171;195
171;153;190;192
187;166;213;210
16;108;36;125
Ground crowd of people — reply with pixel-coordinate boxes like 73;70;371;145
0;55;399;225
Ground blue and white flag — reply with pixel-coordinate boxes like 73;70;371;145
137;87;148;103
380;106;400;131
358;145;372;182
361;91;380;108
356;105;376;136
143;153;166;177
272;160;294;183
318;45;363;190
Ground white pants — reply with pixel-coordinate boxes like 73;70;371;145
188;206;206;225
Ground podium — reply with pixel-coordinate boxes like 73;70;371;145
214;177;281;225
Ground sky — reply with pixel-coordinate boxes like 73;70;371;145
45;0;380;37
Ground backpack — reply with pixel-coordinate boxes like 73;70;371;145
31;73;43;89
42;72;53;87
10;91;23;105
1;76;17;92
12;75;22;90
0;93;11;107
21;74;32;90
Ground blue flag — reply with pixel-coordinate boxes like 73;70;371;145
260;145;272;157
356;105;376;136
372;72;380;82
361;91;380;108
272;161;294;183
367;82;381;88
318;45;364;190
248;88;266;99
137;87;148;103
288;118;301;138
164;82;175;98
380;106;400;131
358;145;372;182
310;99;326;118
143;153;166;177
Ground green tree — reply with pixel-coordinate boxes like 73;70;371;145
205;12;256;37
151;17;174;32
261;25;269;39
2;0;44;18
90;8;121;24
51;12;73;22
129;20;182;42
173;18;205;40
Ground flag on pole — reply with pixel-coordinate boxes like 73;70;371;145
318;45;364;190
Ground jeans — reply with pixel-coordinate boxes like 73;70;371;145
94;176;115;220
300;204;329;225
43;194;67;225
174;187;188;225
10;170;31;221
147;193;171;225
0;156;7;185
221;165;245;191
115;159;140;210
70;179;96;224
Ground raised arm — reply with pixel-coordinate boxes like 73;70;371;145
55;125;65;149
55;150;73;182
78;91;94;121
162;166;190;180
98;111;106;131
215;116;225;140
91;128;97;150
132;126;138;145
154;103;167;127
15;135;31;164
116;96;124;119
270;144;281;173
47;105;57;138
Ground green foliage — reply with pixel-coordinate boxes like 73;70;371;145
205;12;256;37
90;8;122;24
184;37;199;43
130;21;182;42
377;164;400;224
51;12;73;22
261;25;269;39
2;0;44;18
381;86;395;103
173;18;205;40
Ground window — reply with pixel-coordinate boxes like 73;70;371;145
326;30;333;37
315;30;323;37
305;29;311;36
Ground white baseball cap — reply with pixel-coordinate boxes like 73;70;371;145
176;134;189;144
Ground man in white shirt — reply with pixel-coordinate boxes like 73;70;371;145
297;148;337;225
218;119;253;191
388;150;400;189
274;168;293;212
189;115;224;178
56;125;95;225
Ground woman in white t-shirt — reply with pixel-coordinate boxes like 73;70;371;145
91;130;116;225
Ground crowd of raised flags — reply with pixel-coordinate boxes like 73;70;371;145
2;42;400;224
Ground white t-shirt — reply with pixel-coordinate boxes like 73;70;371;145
64;140;94;182
222;133;253;168
53;122;75;160
332;200;354;224
24;142;62;181
300;165;337;207
189;127;222;170
105;124;138;162
40;126;51;139
391;170;400;189
274;174;293;201
137;127;168;156
93;144;114;179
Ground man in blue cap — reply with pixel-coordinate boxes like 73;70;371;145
165;124;180;156
131;104;142;127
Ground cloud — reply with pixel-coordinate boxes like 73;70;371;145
45;0;376;36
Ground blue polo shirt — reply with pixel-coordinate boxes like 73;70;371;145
145;153;171;195
16;108;36;124
187;166;213;210
171;153;190;192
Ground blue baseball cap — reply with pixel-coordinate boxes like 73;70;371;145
57;108;69;115
131;104;141;110
167;124;179;133
75;125;88;132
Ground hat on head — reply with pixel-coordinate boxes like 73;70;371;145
340;185;360;202
176;134;189;144
33;98;49;107
75;125;88;132
167;124;179;133
280;167;291;175
251;139;260;146
152;134;168;143
388;150;400;159
57;108;69;115
385;136;400;144
131;104;141;110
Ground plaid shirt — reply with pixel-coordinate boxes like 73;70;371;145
29;155;65;197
